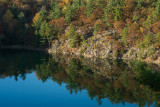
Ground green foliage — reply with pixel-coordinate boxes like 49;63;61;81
85;0;94;17
65;4;74;24
152;0;160;21
132;13;139;22
93;23;100;35
18;12;25;28
113;50;118;58
139;34;153;48
72;0;81;11
68;25;78;48
137;0;144;9
120;27;128;46
33;7;48;30
39;21;54;47
147;46;155;57
143;15;152;29
103;6;110;27
156;33;160;43
49;2;62;20
112;4;122;20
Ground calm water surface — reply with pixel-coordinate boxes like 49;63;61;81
0;50;159;107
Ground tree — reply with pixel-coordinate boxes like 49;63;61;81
49;2;62;20
132;13;139;22
143;15;152;30
67;25;78;48
65;4;73;24
3;9;14;24
137;0;144;9
113;4;122;20
39;21;53;47
120;27;128;46
103;6;110;27
85;0;94;17
33;7;48;30
93;23;100;35
18;12;25;28
72;0;81;11
152;1;160;21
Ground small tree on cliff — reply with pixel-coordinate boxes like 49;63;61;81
67;25;78;48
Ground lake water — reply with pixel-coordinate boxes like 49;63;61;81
0;49;159;107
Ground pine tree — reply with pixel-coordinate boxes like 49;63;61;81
65;4;73;24
39;21;53;47
120;27;128;46
85;0;94;17
68;25;77;48
143;15;152;29
49;2;62;20
72;0;81;11
132;13;139;22
137;0;144;9
93;23;100;35
152;1;160;21
103;6;110;27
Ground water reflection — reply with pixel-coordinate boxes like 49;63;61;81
0;50;160;107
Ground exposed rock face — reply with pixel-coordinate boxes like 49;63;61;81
50;29;160;65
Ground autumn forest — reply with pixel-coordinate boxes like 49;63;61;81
0;0;160;61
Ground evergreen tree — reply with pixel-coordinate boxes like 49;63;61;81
143;15;152;29
137;0;144;9
103;6;110;27
120;27;128;46
152;1;160;21
93;23;100;35
65;4;73;24
39;21;53;47
132;13;139;22
72;0;81;11
85;0;94;17
49;2;62;20
113;4;122;20
68;25;77;48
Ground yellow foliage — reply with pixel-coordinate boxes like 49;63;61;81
140;27;143;33
33;13;40;23
62;6;67;12
64;0;70;4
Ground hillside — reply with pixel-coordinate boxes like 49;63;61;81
0;0;160;63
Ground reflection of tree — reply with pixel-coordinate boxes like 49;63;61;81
0;52;160;106
0;50;49;81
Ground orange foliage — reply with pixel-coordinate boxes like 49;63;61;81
123;0;135;18
95;20;105;32
127;22;141;46
152;20;160;34
49;17;66;30
72;7;87;26
113;20;124;29
86;7;104;26
113;20;125;34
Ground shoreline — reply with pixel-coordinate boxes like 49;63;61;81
0;45;159;65
0;45;48;52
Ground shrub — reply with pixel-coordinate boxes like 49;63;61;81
113;50;118;58
147;46;155;57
